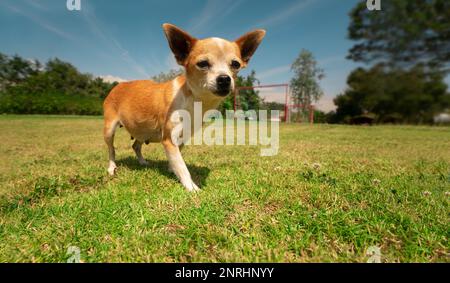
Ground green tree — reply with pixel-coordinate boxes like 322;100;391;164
150;69;183;83
0;53;40;89
348;0;450;71
336;0;450;124
0;53;116;115
44;58;91;95
218;70;261;114
333;64;449;124
89;77;118;99
261;101;285;111
0;53;9;90
236;70;261;111
290;49;324;108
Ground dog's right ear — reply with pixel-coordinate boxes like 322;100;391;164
163;23;197;66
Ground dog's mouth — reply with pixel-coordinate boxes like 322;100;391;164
213;87;232;97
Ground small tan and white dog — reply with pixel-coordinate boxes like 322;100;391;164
103;23;265;191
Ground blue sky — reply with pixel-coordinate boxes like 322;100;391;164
1;0;375;111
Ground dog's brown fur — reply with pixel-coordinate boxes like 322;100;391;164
103;23;265;191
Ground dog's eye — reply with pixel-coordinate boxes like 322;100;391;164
196;60;210;69
231;60;241;69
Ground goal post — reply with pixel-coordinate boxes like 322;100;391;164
234;83;314;124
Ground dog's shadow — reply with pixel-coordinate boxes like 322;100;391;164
116;157;210;187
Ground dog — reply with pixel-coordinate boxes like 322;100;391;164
103;23;265;191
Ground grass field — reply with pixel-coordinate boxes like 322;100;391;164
0;115;448;262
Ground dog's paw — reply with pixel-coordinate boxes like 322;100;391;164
184;181;201;192
107;164;117;176
138;159;149;166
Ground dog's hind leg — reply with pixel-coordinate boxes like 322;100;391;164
132;140;148;166
104;118;120;176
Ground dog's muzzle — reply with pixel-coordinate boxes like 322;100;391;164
214;75;232;97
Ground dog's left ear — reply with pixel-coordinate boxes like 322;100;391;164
163;23;197;66
235;29;266;64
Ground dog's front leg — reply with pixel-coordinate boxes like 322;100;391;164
162;139;200;192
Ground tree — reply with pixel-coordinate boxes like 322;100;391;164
0;53;9;90
347;0;450;71
0;53;40;89
313;110;328;123
261;101;285;111
219;70;261;114
236;70;261;111
150;69;183;83
0;53;116;115
335;0;450;124
290;49;324;108
333;64;449;124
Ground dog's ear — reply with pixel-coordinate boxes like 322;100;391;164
235;29;266;64
163;23;197;66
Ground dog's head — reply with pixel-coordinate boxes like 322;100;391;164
163;23;265;98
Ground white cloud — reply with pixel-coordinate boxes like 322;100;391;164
99;75;127;83
315;96;337;112
257;65;291;81
260;92;287;104
247;87;289;104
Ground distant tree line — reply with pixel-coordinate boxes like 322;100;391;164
0;53;265;117
331;64;449;124
150;69;184;83
0;53;117;115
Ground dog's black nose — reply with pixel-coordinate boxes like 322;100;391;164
216;75;231;89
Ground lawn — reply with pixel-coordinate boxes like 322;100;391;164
0;115;448;262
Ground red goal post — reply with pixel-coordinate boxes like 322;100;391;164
234;83;314;124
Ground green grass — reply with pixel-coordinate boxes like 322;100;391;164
0;115;448;262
